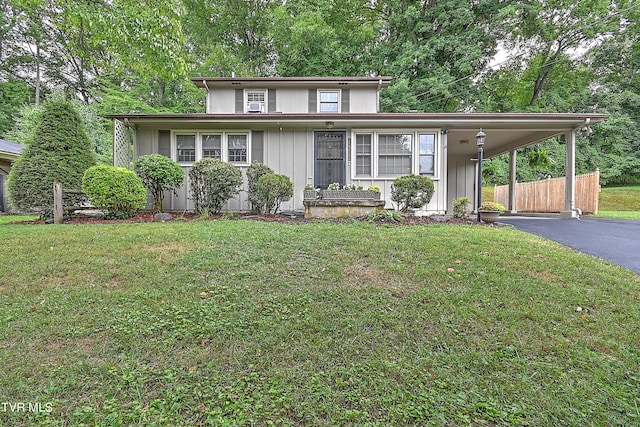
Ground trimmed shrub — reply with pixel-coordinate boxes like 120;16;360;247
189;158;242;215
134;154;185;213
453;197;471;218
391;174;435;213
256;173;293;214
246;161;274;213
82;165;147;218
7;99;96;217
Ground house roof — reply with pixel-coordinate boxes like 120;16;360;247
192;76;393;89
107;112;608;158
0;138;24;160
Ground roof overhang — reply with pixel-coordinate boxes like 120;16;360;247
107;112;608;158
192;76;393;89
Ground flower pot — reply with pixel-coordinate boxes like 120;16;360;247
479;210;501;224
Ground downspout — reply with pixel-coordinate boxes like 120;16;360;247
376;79;382;112
202;80;210;113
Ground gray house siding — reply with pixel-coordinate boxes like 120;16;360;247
131;125;449;214
447;153;477;214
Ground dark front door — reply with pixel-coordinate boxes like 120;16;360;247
314;131;346;189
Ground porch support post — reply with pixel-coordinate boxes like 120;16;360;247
561;130;578;218
508;149;517;213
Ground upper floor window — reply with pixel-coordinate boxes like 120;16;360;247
245;90;266;113
319;90;340;112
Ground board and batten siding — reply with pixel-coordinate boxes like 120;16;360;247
133;127;450;214
446;153;477;214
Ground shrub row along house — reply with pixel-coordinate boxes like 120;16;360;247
108;77;607;217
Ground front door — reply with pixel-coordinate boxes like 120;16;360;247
314;131;346;189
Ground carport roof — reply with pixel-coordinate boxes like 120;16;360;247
107;112;608;158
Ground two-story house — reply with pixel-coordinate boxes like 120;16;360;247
108;77;606;217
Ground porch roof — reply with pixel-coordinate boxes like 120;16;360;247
107;112;608;159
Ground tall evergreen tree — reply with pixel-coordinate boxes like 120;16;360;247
7;99;96;215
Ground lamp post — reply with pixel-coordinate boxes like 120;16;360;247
476;129;486;222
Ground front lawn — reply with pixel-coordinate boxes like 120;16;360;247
1;219;639;426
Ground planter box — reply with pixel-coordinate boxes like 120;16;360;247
321;190;379;200
303;199;385;218
303;190;319;200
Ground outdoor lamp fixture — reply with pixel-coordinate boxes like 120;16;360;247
475;128;486;222
325;121;335;129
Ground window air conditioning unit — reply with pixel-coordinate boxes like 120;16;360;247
247;102;262;113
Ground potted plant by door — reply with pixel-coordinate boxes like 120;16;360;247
478;201;505;224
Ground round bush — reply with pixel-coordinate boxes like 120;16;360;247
246;161;274;213
390;174;435;212
134;154;185;213
188;158;242;215
256;173;293;214
82;165;147;218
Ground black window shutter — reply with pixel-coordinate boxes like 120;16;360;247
308;89;317;113
252;131;264;163
268;89;276;113
341;89;350;113
158;130;171;157
235;89;243;113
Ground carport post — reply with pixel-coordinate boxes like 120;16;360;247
561;130;578;219
508;149;517;213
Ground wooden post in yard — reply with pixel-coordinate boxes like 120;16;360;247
53;182;63;224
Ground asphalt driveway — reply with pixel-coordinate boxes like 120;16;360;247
498;216;640;275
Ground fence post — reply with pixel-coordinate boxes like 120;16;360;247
53;182;63;224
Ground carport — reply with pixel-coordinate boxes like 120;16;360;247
440;113;608;217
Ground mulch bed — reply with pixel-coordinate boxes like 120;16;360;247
8;211;482;226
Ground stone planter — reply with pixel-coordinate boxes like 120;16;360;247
303;199;385;218
478;210;501;224
321;190;379;200
304;190;319;200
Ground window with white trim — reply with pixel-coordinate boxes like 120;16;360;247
378;134;412;176
227;134;248;163
176;134;196;162
319;90;340;112
418;134;435;176
245;90;266;113
355;134;372;177
174;131;250;165
351;131;438;179
202;134;222;159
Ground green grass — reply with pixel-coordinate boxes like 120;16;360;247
1;219;639;426
0;215;37;225
596;186;640;218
